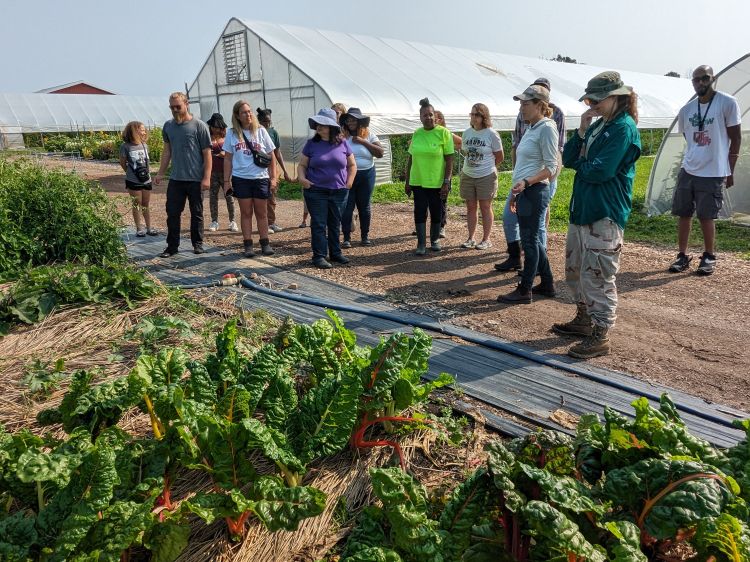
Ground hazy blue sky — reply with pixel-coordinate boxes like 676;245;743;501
2;0;747;96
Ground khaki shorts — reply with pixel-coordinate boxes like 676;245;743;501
671;169;725;220
459;171;497;201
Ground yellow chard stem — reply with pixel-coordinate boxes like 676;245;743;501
143;394;164;440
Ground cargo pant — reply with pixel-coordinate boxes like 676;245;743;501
564;218;623;329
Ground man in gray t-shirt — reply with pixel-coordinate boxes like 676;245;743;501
154;92;212;257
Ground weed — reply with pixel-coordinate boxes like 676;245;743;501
21;358;67;399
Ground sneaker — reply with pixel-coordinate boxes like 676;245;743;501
341;239;352;249
269;223;283;233
193;244;205;255
461;239;476;249
208;221;219;232
146;229;159;236
476;240;492;250
299;221;308;228
360;237;373;246
438;228;446;239
136;228;146;237
228;221;239;232
696;252;716;276
668;252;692;273
330;254;350;264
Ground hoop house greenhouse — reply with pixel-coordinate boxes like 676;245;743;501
646;53;750;224
0;93;170;149
187;18;694;182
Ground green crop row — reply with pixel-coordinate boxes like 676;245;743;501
23;128;164;162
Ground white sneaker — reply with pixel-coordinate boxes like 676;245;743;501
228;221;239;232
476;240;492;250
208;221;219;232
269;223;283;233
136;228;146;237
461;239;476;248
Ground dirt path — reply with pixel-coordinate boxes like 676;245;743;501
70;159;750;412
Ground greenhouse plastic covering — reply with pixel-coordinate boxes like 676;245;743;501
0;93;171;135
646;54;750;224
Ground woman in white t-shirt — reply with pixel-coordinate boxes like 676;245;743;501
223;100;277;258
340;108;384;247
459;104;504;249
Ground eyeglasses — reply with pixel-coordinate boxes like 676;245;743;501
469;112;482;117
692;75;712;84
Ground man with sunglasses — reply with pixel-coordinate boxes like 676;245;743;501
669;65;741;275
154;92;212;258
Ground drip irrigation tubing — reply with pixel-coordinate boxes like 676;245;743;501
175;273;739;430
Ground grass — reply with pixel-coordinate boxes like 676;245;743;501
276;157;750;258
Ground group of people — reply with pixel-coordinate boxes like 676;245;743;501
120;65;740;360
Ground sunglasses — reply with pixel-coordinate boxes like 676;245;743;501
692;75;712;84
584;98;601;107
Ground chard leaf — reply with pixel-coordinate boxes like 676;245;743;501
241;418;305;478
218;384;251;422
205;320;247;386
75;499;155;560
239;343;282;414
508;430;576;476
726;419;750;502
37;439;119;561
181;490;254;525
693;513;750;562
343;546;404;562
325;309;357;351
257;368;297;431
438;467;491;561
143;519;190;562
342;506;389;559
522;500;606;562
185;360;217;407
0;510;37;560
412;372;454;404
361;334;412;402
293;369;360;465
485;441;525;512
604;458;736;540
249;475;326;532
603;521;647;561
191;416;257;489
517;464;604;515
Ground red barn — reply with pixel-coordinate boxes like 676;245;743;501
35;81;115;95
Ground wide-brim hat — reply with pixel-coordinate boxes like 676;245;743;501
308;108;340;130
340;107;370;127
513;84;550;103
579;71;633;102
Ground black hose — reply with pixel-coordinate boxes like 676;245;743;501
237;276;739;430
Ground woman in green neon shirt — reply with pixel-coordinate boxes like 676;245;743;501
404;98;455;255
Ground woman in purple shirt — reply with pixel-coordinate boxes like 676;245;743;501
297;108;357;269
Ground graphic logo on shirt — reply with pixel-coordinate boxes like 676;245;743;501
693;130;712;147
465;137;488;166
688;112;714;128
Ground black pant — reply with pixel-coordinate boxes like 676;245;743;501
412;186;442;225
166;179;204;251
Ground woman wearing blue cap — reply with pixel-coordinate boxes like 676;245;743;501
298;108;357;269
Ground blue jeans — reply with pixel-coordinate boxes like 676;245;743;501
503;177;557;248
303;187;349;261
341;166;376;238
516;182;552;289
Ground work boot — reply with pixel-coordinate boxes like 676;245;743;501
341;234;352;249
494;241;522;271
243;239;255;258
497;284;532;304
552;304;592;337
532;280;556;298
415;223;427;255
568;324;610;359
430;223;442;251
260;238;275;256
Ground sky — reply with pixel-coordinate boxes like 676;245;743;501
1;0;748;97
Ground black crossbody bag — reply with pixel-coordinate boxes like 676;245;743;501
241;131;272;168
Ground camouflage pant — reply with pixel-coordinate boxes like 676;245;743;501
564;219;623;328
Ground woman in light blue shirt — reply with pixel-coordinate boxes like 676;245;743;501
498;85;559;305
340;108;384;247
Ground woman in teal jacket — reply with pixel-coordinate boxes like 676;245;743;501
553;71;641;359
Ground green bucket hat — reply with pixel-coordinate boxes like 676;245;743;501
579;71;633;102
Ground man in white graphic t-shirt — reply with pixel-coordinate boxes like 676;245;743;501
669;65;741;276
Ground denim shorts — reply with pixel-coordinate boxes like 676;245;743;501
231;176;270;199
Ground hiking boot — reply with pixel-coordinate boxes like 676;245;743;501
330;254;350;264
159;248;177;258
415;223;427;255
494;241;522;271
498;284;532;304
243;240;255;258
361;237;373;246
696;252;716;276
430;224;442;251
532;280;556;298
193;244;205;255
668;252;692;273
228;221;239;232
552;304;592;337
260;238;275;256
208;221;219;232
568;324;610;359
313;257;332;269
